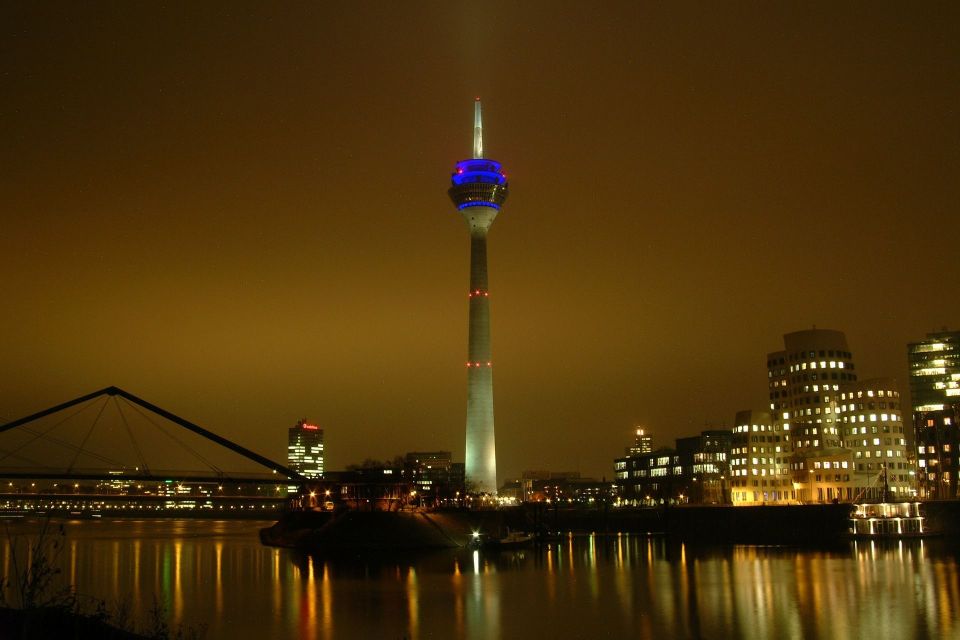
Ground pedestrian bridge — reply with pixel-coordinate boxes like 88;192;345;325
0;386;305;510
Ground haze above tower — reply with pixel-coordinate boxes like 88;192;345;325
448;99;509;494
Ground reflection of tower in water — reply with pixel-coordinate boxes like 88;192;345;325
448;99;509;494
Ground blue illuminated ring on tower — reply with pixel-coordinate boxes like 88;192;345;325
449;159;509;209
451;159;507;186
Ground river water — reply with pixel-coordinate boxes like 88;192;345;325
1;518;958;639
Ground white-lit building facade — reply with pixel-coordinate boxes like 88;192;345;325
838;378;913;500
731;329;915;505
730;410;792;504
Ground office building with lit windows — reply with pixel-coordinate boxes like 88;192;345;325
678;429;731;504
287;419;324;480
615;429;729;505
404;451;465;503
767;329;863;501
768;329;856;454
618;329;917;506
614;448;681;505
837;378;913;500
729;410;792;504
627;428;653;456
909;330;960;499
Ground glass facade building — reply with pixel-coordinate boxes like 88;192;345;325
287;419;324;481
909;331;960;499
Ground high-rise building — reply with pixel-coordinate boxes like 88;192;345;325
448;99;508;494
627;428;653;456
768;329;857;455
908;330;960;499
767;329;861;500
287;419;324;480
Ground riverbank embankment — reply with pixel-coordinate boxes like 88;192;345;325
260;502;897;550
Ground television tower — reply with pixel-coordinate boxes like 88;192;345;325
448;98;508;494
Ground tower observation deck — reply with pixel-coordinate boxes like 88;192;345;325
448;99;508;494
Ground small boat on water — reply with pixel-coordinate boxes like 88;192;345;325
488;530;535;549
470;529;536;550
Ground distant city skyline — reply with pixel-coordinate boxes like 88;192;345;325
2;3;958;480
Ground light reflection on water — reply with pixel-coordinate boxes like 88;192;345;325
0;519;958;639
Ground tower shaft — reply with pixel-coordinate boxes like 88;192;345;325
464;229;496;492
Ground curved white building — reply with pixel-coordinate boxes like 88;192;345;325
838;378;913;500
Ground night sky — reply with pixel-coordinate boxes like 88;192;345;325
2;3;958;481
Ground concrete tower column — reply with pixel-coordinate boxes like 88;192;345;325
448;99;508;494
465;225;496;493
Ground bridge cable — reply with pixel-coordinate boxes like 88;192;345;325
115;397;150;476
0;447;54;470
0;398;107;466
121;398;224;477
65;396;110;474
19;425;125;468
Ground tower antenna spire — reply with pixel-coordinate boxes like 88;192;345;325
473;97;483;159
